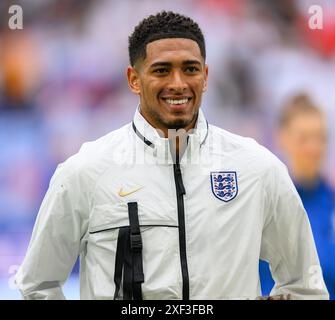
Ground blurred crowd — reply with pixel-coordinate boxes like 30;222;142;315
0;0;334;298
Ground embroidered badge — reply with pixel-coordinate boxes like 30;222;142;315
210;171;238;202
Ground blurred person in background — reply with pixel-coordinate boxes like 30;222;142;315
259;94;335;299
0;28;41;112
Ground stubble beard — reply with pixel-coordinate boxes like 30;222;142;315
152;108;198;131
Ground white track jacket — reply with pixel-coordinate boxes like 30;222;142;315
15;108;329;300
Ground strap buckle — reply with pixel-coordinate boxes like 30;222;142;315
130;233;142;252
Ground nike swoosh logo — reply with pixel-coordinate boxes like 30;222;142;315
118;186;143;197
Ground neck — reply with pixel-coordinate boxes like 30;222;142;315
290;164;320;186
169;135;188;162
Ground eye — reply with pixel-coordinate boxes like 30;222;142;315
153;68;169;74
185;66;200;73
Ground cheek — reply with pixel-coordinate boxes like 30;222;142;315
143;82;162;98
292;142;322;161
140;86;155;103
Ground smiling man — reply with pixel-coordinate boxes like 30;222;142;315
15;11;329;300
127;37;207;136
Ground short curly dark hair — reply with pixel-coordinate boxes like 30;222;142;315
128;11;206;66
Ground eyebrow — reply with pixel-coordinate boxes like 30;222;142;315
149;60;202;68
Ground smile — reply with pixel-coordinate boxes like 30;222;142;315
161;97;192;109
165;98;189;105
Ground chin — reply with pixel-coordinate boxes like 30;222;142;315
164;117;193;130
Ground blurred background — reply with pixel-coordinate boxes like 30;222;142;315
0;0;334;299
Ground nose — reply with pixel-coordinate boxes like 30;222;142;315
167;70;187;92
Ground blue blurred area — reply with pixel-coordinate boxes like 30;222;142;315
1;0;335;299
260;178;335;299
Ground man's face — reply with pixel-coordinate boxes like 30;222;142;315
279;112;327;179
127;38;208;137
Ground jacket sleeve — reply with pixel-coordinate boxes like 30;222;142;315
260;160;329;300
15;161;90;300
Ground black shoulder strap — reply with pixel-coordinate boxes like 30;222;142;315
113;202;144;300
128;202;144;300
113;227;128;300
123;227;133;300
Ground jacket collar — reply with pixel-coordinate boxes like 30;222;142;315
132;105;209;165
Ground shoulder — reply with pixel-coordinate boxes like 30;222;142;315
51;123;132;187
208;124;285;174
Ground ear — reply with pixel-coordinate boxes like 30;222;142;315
202;64;209;92
127;66;140;95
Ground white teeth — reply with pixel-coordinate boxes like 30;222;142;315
165;98;189;105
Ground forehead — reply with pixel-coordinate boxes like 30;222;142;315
144;38;203;65
289;112;325;131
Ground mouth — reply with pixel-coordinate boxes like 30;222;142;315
160;97;193;111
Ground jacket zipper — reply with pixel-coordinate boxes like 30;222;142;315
173;160;189;300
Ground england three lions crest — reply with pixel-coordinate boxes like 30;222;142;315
210;171;238;202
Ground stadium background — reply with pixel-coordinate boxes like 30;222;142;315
0;0;335;299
